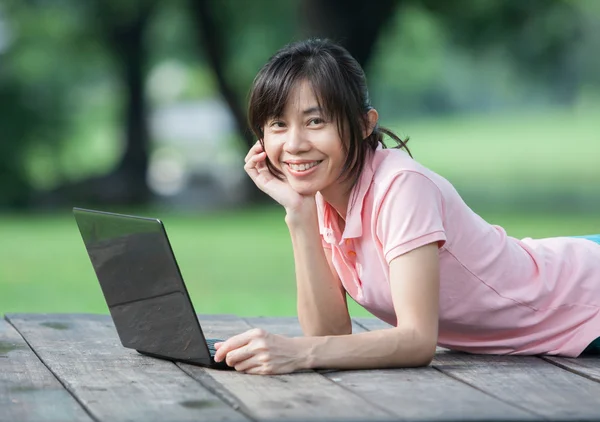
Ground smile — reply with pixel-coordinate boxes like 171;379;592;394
286;161;322;172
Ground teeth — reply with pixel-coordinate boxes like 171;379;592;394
288;161;319;172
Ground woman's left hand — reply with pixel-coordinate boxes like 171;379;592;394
213;328;307;375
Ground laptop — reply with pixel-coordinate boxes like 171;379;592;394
73;207;231;370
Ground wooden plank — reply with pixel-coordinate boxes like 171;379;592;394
6;314;247;422
352;317;393;331
357;317;600;419
179;315;395;421
246;317;537;421
0;319;93;422
433;352;600;420
543;355;600;383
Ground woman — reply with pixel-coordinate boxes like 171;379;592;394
213;38;600;375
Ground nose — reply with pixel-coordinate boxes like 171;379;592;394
284;126;310;155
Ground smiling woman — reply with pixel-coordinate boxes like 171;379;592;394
211;38;600;375
259;81;351;198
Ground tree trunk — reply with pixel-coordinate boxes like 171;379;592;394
37;1;157;208
302;0;399;69
104;2;156;204
188;0;255;150
188;0;269;203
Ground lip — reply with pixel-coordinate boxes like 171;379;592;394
283;159;322;165
284;160;323;177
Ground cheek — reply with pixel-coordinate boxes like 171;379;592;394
262;138;281;169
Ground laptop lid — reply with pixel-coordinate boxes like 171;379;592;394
73;207;212;366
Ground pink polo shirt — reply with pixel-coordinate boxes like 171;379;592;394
316;148;600;357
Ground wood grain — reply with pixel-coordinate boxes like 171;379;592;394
0;319;92;422
433;351;600;420
357;316;600;419
180;315;396;421
543;355;600;382
5;314;246;422
4;312;599;421
248;317;537;421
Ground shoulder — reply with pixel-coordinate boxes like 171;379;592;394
368;148;444;199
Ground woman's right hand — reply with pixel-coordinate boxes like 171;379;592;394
244;141;313;214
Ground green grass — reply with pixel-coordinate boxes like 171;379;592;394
387;102;600;191
0;206;598;316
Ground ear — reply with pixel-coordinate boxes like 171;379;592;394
363;108;379;139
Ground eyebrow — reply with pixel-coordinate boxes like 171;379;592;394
302;106;322;115
267;106;323;122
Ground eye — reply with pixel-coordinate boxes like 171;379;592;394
308;118;325;126
269;120;286;129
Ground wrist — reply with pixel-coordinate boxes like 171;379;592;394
294;336;319;370
284;197;318;227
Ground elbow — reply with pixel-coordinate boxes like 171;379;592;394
414;343;436;367
395;326;437;367
415;337;437;367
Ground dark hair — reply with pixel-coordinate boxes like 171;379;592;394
247;38;411;189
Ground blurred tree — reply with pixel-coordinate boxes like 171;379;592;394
0;1;70;208
0;79;61;208
191;0;583;153
40;0;159;206
0;0;591;209
302;0;399;69
95;0;158;204
189;0;254;150
418;0;583;103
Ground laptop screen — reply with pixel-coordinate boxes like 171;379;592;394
73;208;210;364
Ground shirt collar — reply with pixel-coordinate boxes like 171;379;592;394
342;150;375;239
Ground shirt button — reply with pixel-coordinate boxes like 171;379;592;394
348;251;356;257
345;239;352;246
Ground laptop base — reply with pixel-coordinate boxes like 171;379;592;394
137;338;232;370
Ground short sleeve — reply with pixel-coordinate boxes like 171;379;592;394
376;171;446;264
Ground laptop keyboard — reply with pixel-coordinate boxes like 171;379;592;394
206;338;220;356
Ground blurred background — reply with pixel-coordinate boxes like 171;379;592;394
1;0;599;317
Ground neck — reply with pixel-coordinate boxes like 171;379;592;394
319;177;355;222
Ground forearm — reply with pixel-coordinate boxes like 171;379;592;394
286;201;351;336
298;326;437;370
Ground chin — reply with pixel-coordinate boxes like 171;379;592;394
288;181;321;196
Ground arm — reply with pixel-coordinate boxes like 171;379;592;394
243;142;350;337
287;199;352;337
299;241;440;369
214;242;440;373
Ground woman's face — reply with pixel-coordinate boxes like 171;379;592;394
262;80;346;196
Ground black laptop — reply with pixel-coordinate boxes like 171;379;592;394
73;207;231;370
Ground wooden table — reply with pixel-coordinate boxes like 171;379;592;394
2;314;600;422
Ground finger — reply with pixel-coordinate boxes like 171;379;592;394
234;355;262;373
249;151;267;164
243;152;266;172
244;141;264;163
243;363;276;375
244;152;267;180
225;345;255;367
213;329;261;362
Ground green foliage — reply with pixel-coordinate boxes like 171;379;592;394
1;0;600;209
0;0;115;201
212;0;300;99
